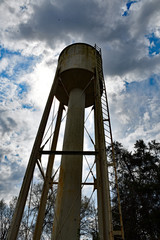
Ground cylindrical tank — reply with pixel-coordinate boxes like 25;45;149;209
55;43;101;107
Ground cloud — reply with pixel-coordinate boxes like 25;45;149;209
108;75;160;150
0;115;17;135
0;157;25;202
16;0;106;46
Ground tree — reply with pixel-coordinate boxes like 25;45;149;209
80;196;99;239
0;197;17;240
109;140;160;240
0;182;98;239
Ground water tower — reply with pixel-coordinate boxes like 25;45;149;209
7;43;124;240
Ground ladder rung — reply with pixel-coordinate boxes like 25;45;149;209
102;112;108;117
104;129;110;133
101;101;107;106
102;110;108;114
102;107;108;113
105;133;111;138
102;108;108;113
104;126;110;131
101;98;107;103
103;113;109;118
101;97;107;102
101;92;106;96
101;93;106;97
110;189;116;194
108;162;114;166
103;118;109;121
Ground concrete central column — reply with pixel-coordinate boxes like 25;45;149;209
52;88;85;240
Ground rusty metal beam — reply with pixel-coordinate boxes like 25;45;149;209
33;102;64;240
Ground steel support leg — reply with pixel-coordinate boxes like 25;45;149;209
33;103;64;240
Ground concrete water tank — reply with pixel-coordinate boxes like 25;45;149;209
55;43;101;107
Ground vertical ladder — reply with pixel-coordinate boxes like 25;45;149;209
94;44;125;240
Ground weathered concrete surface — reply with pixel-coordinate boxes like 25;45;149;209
52;88;85;240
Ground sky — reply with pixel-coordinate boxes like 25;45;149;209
0;0;160;202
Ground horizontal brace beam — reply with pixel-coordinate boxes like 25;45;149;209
52;182;95;185
40;150;98;155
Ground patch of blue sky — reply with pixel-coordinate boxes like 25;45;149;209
149;77;155;86
0;82;14;100
22;103;35;111
122;1;137;16
0;46;38;80
124;81;129;89
20;5;27;11
124;74;160;94
18;84;36;110
147;33;160;56
126;1;137;10
0;45;21;60
0;59;35;81
17;82;29;98
4;155;9;162
0;46;39;102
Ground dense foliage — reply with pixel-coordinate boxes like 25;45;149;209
109;140;160;240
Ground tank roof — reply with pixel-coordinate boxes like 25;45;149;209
58;43;96;61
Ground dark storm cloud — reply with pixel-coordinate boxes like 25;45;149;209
103;41;160;76
18;0;104;46
137;0;160;35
